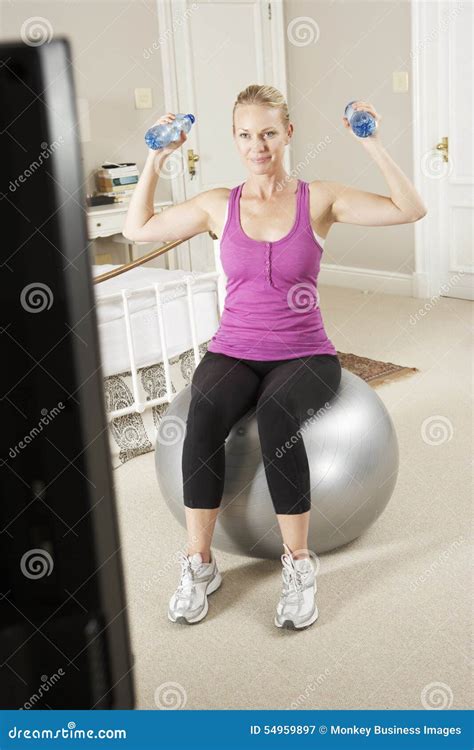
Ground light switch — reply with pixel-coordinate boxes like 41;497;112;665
134;88;153;109
392;72;409;93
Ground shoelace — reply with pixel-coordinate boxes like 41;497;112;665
280;552;312;604
175;551;200;600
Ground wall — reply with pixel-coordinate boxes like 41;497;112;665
1;0;172;263
284;0;415;276
1;0;416;276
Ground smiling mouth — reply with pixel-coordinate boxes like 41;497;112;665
252;157;270;162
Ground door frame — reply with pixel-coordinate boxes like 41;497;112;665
411;0;437;299
156;0;291;271
411;0;470;300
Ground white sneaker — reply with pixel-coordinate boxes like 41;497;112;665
168;550;222;624
274;543;318;629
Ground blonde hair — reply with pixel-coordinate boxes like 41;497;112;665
232;84;290;134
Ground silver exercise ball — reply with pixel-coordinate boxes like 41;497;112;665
155;369;399;559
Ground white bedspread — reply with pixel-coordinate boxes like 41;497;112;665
92;264;219;377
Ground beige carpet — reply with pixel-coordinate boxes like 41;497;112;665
112;285;473;710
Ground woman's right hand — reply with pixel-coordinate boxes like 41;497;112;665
147;113;188;160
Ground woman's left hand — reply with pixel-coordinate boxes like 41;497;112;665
343;101;382;142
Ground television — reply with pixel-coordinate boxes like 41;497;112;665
0;37;135;709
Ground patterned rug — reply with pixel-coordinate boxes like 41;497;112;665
336;350;419;388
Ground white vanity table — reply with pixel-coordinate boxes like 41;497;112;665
87;199;173;263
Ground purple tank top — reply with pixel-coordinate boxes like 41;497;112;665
207;178;338;361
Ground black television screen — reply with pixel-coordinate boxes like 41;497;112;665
0;37;135;709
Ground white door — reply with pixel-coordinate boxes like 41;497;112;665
414;0;473;301
157;0;291;272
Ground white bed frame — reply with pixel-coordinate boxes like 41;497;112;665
96;237;226;422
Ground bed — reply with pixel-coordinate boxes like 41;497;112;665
92;262;221;468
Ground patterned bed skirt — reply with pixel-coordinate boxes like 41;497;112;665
103;341;210;469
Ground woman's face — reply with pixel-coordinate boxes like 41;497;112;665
233;104;292;173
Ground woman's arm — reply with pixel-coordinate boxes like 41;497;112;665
122;150;164;240
328;101;427;226
122;114;211;243
123;150;212;242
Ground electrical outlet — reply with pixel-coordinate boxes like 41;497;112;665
134;88;153;109
392;72;409;93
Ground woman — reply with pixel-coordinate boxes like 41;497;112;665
124;85;427;630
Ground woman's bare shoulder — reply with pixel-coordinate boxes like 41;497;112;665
201;187;231;208
307;179;335;231
308;179;334;209
200;187;232;237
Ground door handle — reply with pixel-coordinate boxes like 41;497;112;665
187;149;200;179
435;136;449;162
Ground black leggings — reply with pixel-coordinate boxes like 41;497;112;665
181;350;342;515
